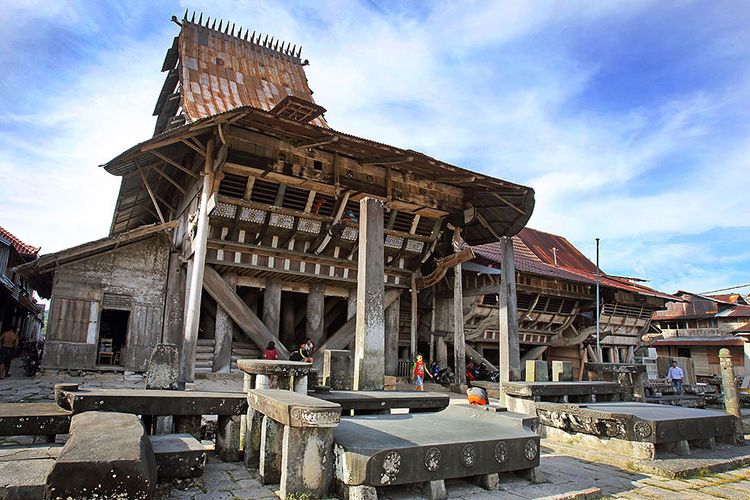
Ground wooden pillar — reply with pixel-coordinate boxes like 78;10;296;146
214;273;237;373
429;294;436;363
498;236;520;382
180;136;215;384
353;198;385;391
162;250;186;347
306;284;325;346
410;274;418;360
453;263;466;387
435;298;450;368
263;280;282;339
346;289;357;320
280;298;296;349
385;297;400;376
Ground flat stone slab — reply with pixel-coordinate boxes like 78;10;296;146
0;403;71;436
238;359;312;377
334;405;540;486
536;402;735;443
310;390;449;412
0;458;55;500
247;389;341;427
0;444;62;462
645;395;706;408
60;387;247;415
150;433;207;480
46;411;157;499
503;381;621;397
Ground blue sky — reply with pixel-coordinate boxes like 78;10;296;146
1;0;749;295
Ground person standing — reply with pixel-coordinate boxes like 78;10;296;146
0;327;19;379
263;341;278;360
411;354;433;391
667;360;684;395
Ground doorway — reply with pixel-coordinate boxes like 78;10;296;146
97;309;129;366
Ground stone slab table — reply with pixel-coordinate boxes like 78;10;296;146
0;403;71;441
237;359;313;393
502;381;622;414
334;405;540;499
585;362;647;401
536;401;736;460
310;390;450;413
245;389;341;499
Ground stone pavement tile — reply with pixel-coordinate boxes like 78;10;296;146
636;477;695;491
696;486;737;499
684;477;718;488
226;486;278;499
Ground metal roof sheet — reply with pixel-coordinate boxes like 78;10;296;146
650;336;745;347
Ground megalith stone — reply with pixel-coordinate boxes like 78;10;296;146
146;343;180;390
525;360;549;382
323;350;353;390
551;361;573;382
45;412;156;499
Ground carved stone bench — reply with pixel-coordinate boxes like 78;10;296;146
333;405;541;500
503;381;622;414
0;402;71;442
535;401;736;460
237;359;313;393
310;390;450;414
244;389;342;499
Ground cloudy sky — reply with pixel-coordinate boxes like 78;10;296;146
1;0;749;295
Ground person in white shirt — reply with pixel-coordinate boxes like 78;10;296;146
667;361;684;395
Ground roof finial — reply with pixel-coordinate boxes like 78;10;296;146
191;11;196;23
198;12;203;25
264;34;269;46
218;19;223;31
183;9;188;20
211;19;216;29
230;23;235;36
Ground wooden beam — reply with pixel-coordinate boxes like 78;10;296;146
152;165;188;195
491;192;525;215
295;135;339;149
360;155;414;166
181;138;206;157
151;150;200;179
203;265;290;358
137;165;166;223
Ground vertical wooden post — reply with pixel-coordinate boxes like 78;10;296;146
385;297;400;376
719;348;743;443
453;227;466;387
214;273;237;373
306;285;325;346
410;274;418;360
180;136;215;384
498;236;520;382
353;198;385;391
429;294;436;364
263;280;282;339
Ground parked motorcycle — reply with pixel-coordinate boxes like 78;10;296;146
21;339;43;377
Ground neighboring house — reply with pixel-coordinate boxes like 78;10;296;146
650;291;750;378
0;226;44;341
428;227;674;376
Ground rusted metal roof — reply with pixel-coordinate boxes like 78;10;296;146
0;226;39;257
516;227;598;273
708;294;748;305
155;14;327;134
650;336;745;347
653;292;745;321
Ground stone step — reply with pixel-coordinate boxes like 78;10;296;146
0;402;72;437
0;444;61;499
197;339;216;346
195;352;213;361
149;434;207;480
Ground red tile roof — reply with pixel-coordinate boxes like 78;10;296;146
0;226;39;257
473;227;674;301
177;19;328;128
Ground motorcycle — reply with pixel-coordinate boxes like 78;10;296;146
21;339;43;377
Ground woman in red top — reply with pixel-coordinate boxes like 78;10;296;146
263;341;278;360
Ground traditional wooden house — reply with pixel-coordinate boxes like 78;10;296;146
18;13;535;383
0;226;43;340
431;228;675;378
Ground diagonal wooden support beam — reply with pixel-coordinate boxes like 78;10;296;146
312;289;402;372
203;265;290;359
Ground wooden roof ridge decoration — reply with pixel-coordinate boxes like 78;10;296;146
14;221;177;298
153;10;327;135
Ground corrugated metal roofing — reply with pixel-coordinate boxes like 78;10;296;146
650;336;745;347
0;226;39;257
177;20;327;128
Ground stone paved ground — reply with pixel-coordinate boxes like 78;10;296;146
4;366;750;498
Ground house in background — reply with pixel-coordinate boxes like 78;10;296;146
649;291;750;379
0;226;44;341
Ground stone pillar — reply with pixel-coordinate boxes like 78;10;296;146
435;298;450;368
453;235;467;386
719;348;743;442
385;297;400;376
180;137;215;384
280;426;335;499
213;274;237;373
323;350;353;390
306;284;325;346
499;236;521;382
174;415;201;440
259;416;283;484
280;298;296;348
243;408;263;469
353;198;385;391
525;360;548;382
216;415;242;462
263;279;282;339
551;360;573;382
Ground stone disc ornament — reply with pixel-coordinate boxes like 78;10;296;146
634;421;652;440
524;439;538;461
424;447;442;472
678;420;688;436
494;441;508;463
380;451;401;485
461;444;477;468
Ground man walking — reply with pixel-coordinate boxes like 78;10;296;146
0;327;19;379
668;360;684;395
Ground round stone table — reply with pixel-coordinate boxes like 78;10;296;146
237;359;313;394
